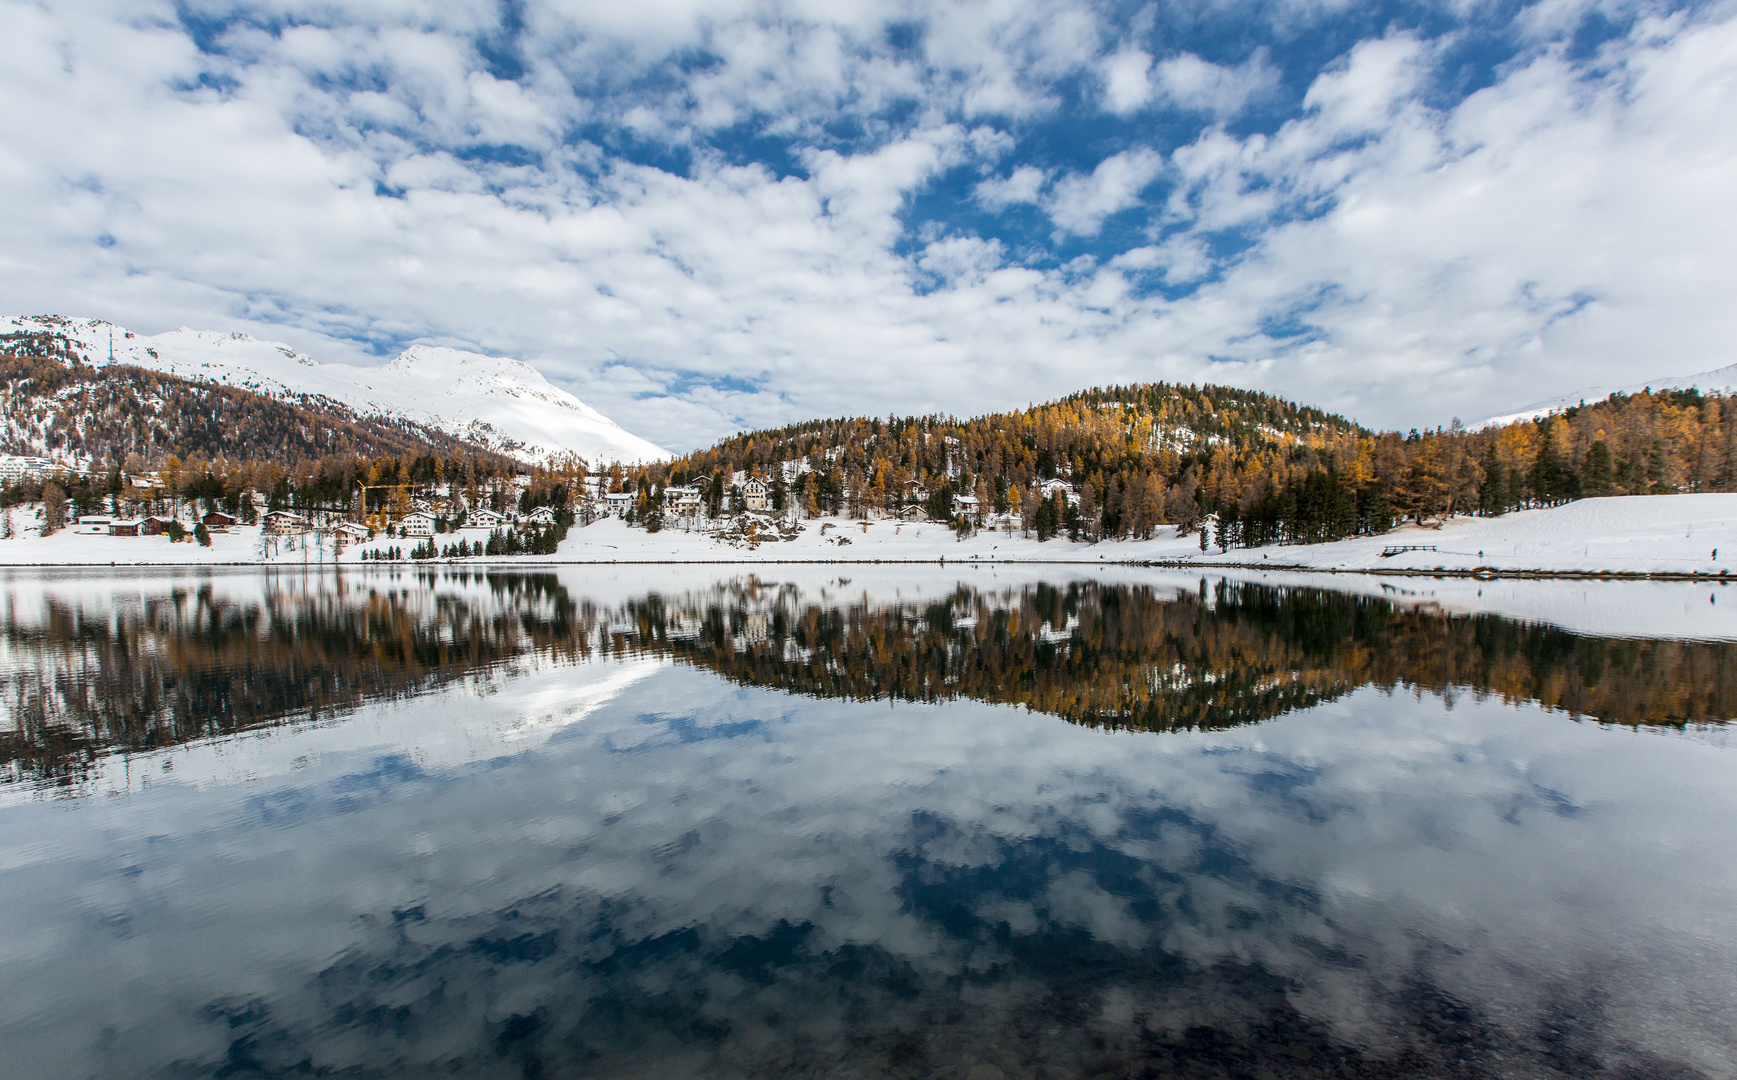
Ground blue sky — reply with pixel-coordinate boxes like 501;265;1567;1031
3;0;1735;449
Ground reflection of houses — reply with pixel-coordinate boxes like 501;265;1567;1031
742;477;769;511
465;508;506;529
263;511;310;535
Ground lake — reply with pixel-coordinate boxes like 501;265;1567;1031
1;566;1733;1079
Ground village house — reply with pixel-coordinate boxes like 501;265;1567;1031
202;511;237;530
465;508;507;529
899;505;927;522
263;510;310;535
903;479;929;503
523;506;557;527
741;477;769;511
109;519;142;537
139;516;178;536
334;523;371;543
1038;478;1078;505
951;493;981;520
603;492;635;516
401;511;437;537
73;515;114;535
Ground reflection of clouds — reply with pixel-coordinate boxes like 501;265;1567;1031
0;662;1734;1077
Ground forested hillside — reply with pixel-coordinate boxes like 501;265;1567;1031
0;331;495;466
631;382;1737;546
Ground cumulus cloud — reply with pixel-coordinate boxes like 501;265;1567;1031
1111;236;1213;285
973;164;1048;208
0;1;1735;445
1153;50;1281;117
1047;149;1166;235
1099;48;1155;113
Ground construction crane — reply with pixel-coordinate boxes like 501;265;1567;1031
355;483;418;530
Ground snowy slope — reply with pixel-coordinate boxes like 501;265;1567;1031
1479;362;1737;428
3;315;672;465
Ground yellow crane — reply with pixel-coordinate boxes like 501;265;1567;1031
355;483;417;530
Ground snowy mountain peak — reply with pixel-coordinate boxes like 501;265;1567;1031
1479;362;1737;429
3;315;672;465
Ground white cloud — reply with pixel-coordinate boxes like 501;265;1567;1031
2;1;1737;446
1099;48;1154;114
1111;235;1212;284
1153;50;1281;117
973;164;1048;208
1046;149;1165;235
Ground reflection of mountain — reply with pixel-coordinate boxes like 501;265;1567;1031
0;572;597;789
3;573;1732;791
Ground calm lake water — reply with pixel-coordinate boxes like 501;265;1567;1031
1;567;1734;1079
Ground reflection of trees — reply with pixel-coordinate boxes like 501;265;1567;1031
3;574;1731;790
0;572;595;789
616;579;1737;733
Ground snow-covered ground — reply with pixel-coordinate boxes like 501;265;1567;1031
4;315;671;465
551;494;1737;577
1;494;1732;578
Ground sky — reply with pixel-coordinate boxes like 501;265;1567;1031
3;0;1736;450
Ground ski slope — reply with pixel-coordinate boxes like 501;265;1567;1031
3;315;672;466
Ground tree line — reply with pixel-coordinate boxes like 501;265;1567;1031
619;382;1737;547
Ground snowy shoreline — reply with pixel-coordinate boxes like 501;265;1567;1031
1;494;1732;580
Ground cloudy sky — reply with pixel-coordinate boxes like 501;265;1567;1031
4;0;1735;449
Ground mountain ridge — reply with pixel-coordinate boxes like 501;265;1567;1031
1478;361;1737;429
2;316;672;466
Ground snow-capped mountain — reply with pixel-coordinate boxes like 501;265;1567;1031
1479;362;1737;429
3;316;671;465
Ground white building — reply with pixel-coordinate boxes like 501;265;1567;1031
603;492;635;516
0;456;55;485
72;515;114;535
1038;478;1078;505
263;511;310;535
742;477;769;511
401;512;437;537
524;506;557;526
951;493;980;519
465;508;507;529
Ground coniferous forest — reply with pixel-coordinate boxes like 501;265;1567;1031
633;382;1737;546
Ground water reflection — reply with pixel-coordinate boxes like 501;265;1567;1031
0;570;1733;1079
3;570;1731;793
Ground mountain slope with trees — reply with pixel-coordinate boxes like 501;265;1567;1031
0;329;509;467
626;381;1737;549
